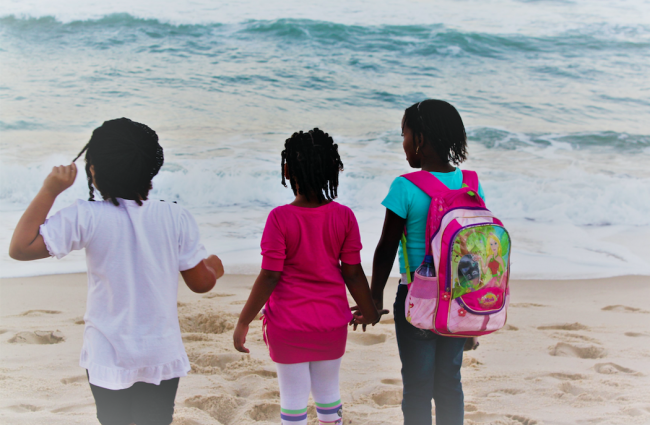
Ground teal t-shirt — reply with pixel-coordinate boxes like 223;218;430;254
381;168;485;274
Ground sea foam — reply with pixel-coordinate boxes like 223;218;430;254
1;130;648;279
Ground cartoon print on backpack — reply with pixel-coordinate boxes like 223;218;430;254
451;225;510;304
457;254;481;292
480;232;508;289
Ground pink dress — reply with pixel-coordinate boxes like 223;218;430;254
260;202;362;364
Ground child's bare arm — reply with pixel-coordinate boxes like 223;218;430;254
342;262;384;331
233;269;281;353
370;208;405;310
9;164;77;261
180;254;223;293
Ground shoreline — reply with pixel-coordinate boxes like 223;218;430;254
1;273;649;424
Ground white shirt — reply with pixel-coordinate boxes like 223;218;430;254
40;198;206;390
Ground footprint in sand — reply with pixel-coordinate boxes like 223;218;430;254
620;406;650;417
184;394;243;424
202;292;235;299
0;329;8;335
18;309;62;316
348;333;387;346
8;330;65;344
179;311;237;334
489;388;524;396
188;352;251;375
548;372;587;381
190;352;248;370
594;363;642;376
247;402;281;421
549;342;606;359
624;332;649;337
538;322;589;331
238;369;277;379
61;375;87;385
7;404;42;413
462;356;482;368
510;303;545;308
230;300;246;305
172;408;221;425
506;415;539;425
372;388;402;406
559;382;587;396
464;412;497;422
466;412;538;425
381;378;402;386
73;317;85;325
504;324;519;331
602;305;649;314
182;333;213;342
257;390;280;400
51;402;95;413
558;382;612;403
550;332;599;344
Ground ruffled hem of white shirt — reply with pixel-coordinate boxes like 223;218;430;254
82;355;191;390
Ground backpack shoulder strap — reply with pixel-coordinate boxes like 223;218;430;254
461;170;479;192
401;170;449;198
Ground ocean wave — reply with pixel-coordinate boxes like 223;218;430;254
2;15;649;58
0;120;46;131
467;128;650;153
2;129;649;228
1;130;649;279
2;13;648;130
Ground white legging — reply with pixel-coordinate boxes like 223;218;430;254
275;357;343;425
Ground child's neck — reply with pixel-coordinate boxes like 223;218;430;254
420;156;456;173
290;193;331;208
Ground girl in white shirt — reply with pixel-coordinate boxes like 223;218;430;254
9;118;224;425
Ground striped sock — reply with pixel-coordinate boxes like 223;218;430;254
280;406;308;425
315;399;342;424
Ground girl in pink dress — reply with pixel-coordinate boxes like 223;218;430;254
233;128;381;425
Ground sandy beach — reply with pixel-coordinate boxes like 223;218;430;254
0;273;649;425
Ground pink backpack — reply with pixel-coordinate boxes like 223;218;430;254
401;170;511;337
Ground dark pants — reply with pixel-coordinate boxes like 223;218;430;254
394;284;465;425
87;371;179;425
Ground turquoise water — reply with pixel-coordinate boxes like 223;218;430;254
1;14;649;135
1;1;649;278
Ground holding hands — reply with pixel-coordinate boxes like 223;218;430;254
350;299;389;332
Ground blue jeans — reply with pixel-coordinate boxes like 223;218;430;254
394;284;465;425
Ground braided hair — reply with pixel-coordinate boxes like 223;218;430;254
281;128;344;203
403;99;468;165
73;118;164;206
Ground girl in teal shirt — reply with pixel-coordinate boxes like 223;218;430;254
358;100;485;425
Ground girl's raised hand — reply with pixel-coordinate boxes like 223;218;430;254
43;164;77;196
9;163;77;261
233;321;250;353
